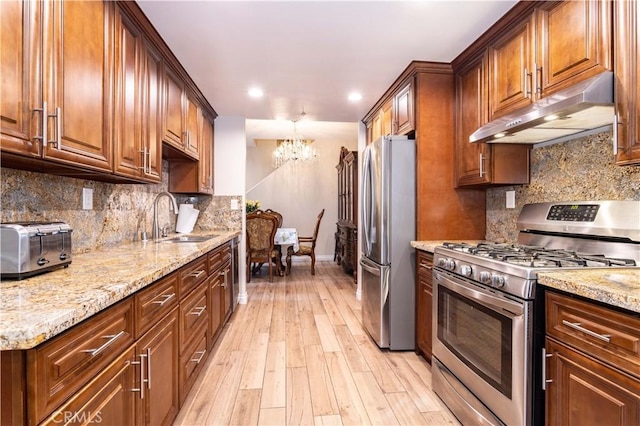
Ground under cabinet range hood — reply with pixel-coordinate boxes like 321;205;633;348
470;71;614;145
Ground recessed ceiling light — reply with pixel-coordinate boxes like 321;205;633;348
248;87;264;98
348;92;362;102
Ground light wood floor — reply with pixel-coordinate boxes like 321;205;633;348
174;261;460;425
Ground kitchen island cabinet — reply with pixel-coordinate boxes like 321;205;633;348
614;0;640;165
0;231;239;426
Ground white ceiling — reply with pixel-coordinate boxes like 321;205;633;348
137;0;517;138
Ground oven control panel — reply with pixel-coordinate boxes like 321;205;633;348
547;204;600;222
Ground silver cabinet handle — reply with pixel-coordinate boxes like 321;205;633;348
146;347;152;389
612;114;621;155
534;62;542;96
139;146;147;172
33;101;48;149
541;348;553;390
80;330;125;356
524;67;530;99
49;106;61;149
561;320;611;342
189;270;205;279
191;349;206;364
151;293;175;306
131;352;147;399
419;262;432;270
479;153;485;177
189;306;206;316
219;269;229;288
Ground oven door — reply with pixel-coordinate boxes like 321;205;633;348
432;268;533;426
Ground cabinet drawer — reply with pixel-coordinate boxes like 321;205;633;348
26;298;135;424
546;291;640;378
416;251;433;279
179;323;208;404
208;242;231;275
179;282;208;351
135;272;179;338
180;255;208;298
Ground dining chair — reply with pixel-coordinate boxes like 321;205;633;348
246;212;280;282
264;209;283;227
286;208;325;275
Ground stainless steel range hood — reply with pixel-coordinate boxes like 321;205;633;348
470;71;614;145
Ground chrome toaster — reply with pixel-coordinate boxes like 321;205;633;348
1;222;72;280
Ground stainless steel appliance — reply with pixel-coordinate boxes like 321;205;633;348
1;221;73;280
432;200;640;426
360;135;416;350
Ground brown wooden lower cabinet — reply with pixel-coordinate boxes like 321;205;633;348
0;241;236;426
415;250;433;362
136;308;180;426
545;290;640;425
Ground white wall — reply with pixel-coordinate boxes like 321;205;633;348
214;116;246;196
246;122;358;259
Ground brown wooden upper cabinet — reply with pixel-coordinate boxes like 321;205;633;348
0;0;112;172
163;66;201;161
455;52;530;187
365;81;415;144
113;4;162;183
614;0;640;165
489;0;612;121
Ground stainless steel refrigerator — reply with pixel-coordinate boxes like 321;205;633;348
360;135;416;350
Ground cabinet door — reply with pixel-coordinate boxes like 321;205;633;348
394;82;414;135
163;66;184;149
455;53;492;186
615;0;640;165
0;0;39;157
381;100;393;137
40;346;137;426
184;92;200;160
113;6;142;179
537;0;612;97
488;13;536;120
140;40;163;182
546;338;640;426
136;308;180;426
415;251;433;362
198;114;214;194
208;274;223;348
41;0;112;171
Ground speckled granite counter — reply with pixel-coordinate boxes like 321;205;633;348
0;231;240;350
410;240;487;253
538;269;640;314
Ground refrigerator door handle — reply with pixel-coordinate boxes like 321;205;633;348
360;257;381;276
361;147;372;255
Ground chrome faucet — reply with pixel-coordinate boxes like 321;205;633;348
152;192;179;239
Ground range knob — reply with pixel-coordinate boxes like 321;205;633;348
460;265;472;277
491;274;506;288
437;258;447;268
479;271;492;284
445;259;456;271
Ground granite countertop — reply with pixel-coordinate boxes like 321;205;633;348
0;231;240;351
410;240;487;253
538;269;640;314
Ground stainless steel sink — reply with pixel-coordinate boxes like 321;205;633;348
160;235;217;243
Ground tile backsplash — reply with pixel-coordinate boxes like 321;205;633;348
0;161;241;253
486;131;640;243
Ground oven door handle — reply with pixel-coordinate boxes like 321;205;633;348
435;271;524;317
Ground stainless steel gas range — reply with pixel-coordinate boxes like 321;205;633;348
431;200;640;426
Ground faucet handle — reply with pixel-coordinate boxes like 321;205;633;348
161;224;171;238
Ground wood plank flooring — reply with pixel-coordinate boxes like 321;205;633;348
174;261;460;426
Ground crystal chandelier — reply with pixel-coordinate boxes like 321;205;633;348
272;120;317;169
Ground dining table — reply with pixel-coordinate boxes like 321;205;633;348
274;228;298;275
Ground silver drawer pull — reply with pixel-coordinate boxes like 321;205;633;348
189;270;205;279
151;293;175;306
189;306;206;316
191;349;206;364
419;263;432;270
81;330;125;356
561;320;611;343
